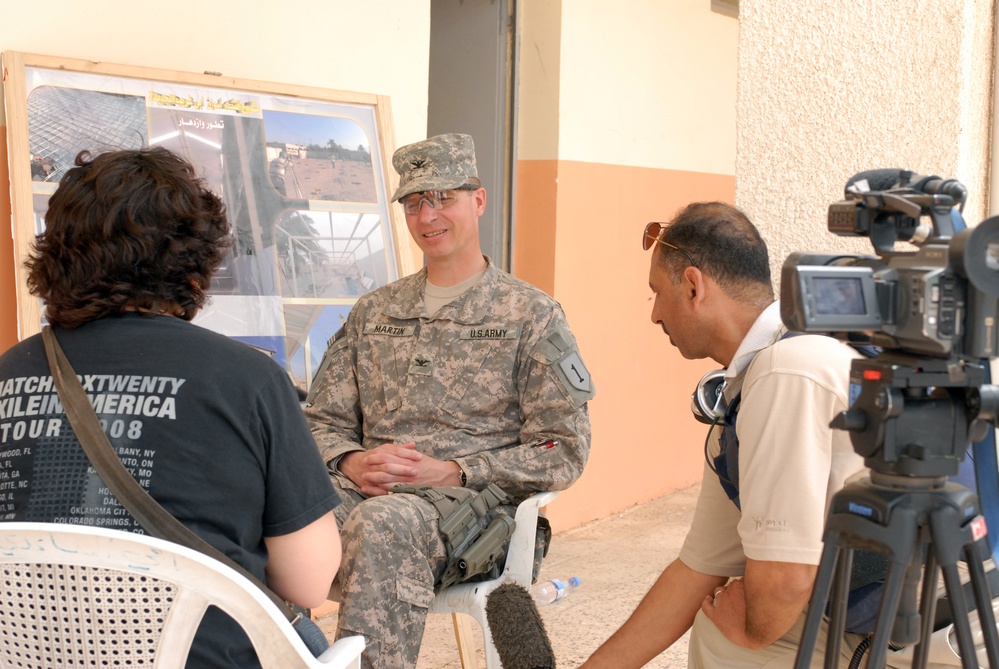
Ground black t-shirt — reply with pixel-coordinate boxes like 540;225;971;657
0;313;340;667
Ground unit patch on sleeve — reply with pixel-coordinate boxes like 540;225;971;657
558;352;592;392
535;326;595;404
327;326;347;350
306;327;349;405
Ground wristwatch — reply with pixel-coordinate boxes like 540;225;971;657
456;463;468;487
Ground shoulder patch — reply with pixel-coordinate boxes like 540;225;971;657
306;327;348;405
328;327;346;349
327;326;348;353
326;327;347;351
558;351;592;392
534;326;570;363
535;326;595;402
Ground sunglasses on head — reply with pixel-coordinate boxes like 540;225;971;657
642;222;698;267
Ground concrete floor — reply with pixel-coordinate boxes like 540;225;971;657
315;483;700;668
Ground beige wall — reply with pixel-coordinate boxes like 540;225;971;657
736;0;996;282
515;1;740;531
557;0;737;174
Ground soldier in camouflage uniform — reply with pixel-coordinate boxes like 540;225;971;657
306;133;594;669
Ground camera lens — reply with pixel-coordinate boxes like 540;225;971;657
953;216;999;295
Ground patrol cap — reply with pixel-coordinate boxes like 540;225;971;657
391;133;479;202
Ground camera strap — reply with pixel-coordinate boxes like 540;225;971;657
711;332;807;510
712;332;880;509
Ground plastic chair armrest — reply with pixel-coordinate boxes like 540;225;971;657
501;491;560;584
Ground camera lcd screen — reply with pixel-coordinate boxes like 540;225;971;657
785;265;882;331
812;277;866;315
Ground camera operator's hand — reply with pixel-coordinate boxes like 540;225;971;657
339;443;463;496
699;559;815;650
701;579;749;645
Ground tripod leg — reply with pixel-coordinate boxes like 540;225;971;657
794;541;843;669
910;552;940;669
824;546;854;669
963;539;999;668
930;505;994;669
939;561;980;668
868;556;911;669
892;549;929;647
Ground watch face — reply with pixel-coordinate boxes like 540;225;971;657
459;469;467;486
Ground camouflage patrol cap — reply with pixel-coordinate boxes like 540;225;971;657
391;133;479;202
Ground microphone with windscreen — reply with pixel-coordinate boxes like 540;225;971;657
845;168;967;208
485;582;556;669
844;168;905;194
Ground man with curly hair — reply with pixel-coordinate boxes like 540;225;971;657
0;147;342;667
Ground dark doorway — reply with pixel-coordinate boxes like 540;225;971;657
428;0;517;269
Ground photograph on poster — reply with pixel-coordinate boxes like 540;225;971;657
284;304;354;392
27;86;148;184
262;110;376;203
273;209;386;299
4;52;406;394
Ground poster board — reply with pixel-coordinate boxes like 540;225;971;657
3;51;415;394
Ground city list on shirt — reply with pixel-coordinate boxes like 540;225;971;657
0;373;186;525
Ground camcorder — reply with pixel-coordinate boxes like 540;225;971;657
781;169;999;477
782;169;999;360
784;171;999;668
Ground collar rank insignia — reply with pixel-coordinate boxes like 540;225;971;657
409;352;434;376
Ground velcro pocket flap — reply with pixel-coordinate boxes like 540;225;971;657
396;575;435;609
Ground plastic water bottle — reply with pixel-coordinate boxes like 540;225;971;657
531;576;581;605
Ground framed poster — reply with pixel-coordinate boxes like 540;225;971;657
3;51;414;394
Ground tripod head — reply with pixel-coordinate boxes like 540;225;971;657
832;352;999;480
793;352;999;667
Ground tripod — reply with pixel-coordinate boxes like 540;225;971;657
792;353;999;668
793;471;999;669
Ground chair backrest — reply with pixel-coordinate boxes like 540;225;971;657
0;522;362;668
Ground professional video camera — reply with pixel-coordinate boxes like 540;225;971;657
782;169;999;360
783;171;999;668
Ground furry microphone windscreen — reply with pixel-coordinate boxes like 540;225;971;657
485;582;556;669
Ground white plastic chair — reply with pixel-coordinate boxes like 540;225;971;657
430;490;559;669
0;522;365;668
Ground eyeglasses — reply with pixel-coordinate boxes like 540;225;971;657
642;222;698;267
399;190;467;216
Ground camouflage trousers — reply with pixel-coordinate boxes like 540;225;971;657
330;474;449;669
